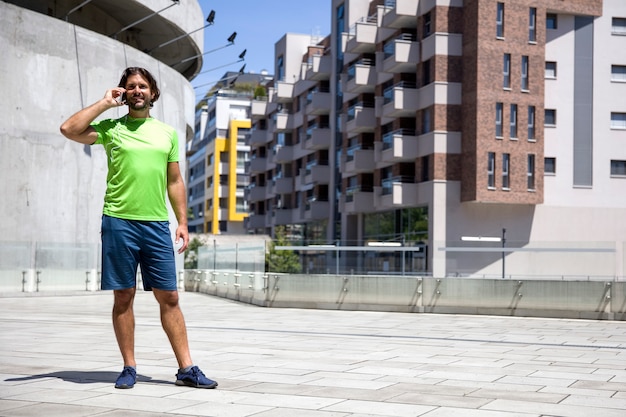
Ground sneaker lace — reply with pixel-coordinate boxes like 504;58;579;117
190;366;205;383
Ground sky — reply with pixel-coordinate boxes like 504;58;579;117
191;0;331;99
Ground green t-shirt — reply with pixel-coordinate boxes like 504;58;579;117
91;115;179;221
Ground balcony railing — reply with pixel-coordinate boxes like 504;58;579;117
345;184;374;204
382;128;416;150
347;57;374;81
381;176;415;195
347;101;375;122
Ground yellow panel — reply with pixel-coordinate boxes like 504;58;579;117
228;120;251;222
211;138;227;234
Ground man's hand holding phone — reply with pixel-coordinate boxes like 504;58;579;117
114;88;127;105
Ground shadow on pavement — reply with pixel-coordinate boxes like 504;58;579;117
5;371;172;385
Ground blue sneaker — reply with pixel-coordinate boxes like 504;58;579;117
115;366;136;389
175;366;218;389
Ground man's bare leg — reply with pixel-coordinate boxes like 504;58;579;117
112;288;137;368
152;288;193;369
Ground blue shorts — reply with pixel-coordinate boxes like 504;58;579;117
101;215;177;291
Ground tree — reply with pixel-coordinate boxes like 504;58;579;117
184;236;203;269
266;226;302;273
254;84;267;100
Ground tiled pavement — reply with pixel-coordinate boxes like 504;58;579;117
1;291;626;417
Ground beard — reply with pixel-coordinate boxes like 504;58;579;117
128;96;150;111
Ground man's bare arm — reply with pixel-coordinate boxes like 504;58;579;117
167;162;189;254
60;88;125;144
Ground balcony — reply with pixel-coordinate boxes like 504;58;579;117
303;199;330;220
275;111;295;132
274;208;297;225
275;145;294;163
247;185;267;202
417;82;463;108
375;179;422;209
251;98;268;118
303;127;331;150
381;0;418;29
248;156;268;174
274;81;295;103
344;59;376;94
249;128;271;146
305;90;331;115
346;105;376;133
343;186;375;214
301;164;331;185
344;145;375;174
345;19;377;54
379;82;419;118
247;213;268;229
305;54;332;81
275;177;294;194
376;129;418;164
421;33;463;61
380;36;419;73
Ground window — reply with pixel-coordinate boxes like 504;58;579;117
488;152;496;188
612;18;626;35
528;106;536;140
510;104;518;139
545;109;556;126
423;12;432;38
236;197;248;213
527;154;536;190
547;13;557;30
545;157;556;174
496;102;503;137
545;61;557;78
422;59;432;85
421;155;430;182
503;53;511;88
237;151;249;169
502;153;510;189
611;160;626;176
496;3;505;38
276;55;284;81
612;65;626;82
611;112;626;129
521;56;529;91
529;8;537;42
422;108;432;134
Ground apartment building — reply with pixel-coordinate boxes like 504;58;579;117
247;0;626;278
246;33;333;243
188;72;272;234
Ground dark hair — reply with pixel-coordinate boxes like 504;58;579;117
118;67;160;106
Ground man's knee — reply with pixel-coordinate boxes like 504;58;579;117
114;288;136;310
154;289;180;308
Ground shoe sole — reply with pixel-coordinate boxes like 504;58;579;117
115;384;134;389
175;380;218;389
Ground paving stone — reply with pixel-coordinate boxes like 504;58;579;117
1;292;626;417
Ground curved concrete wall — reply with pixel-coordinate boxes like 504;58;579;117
0;2;200;269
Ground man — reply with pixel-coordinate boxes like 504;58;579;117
60;67;217;390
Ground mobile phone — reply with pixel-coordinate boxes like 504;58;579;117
116;92;126;104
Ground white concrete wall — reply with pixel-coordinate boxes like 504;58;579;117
594;0;626;199
544;2;626;207
0;3;200;271
275;33;314;83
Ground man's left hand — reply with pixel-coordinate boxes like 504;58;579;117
175;225;189;253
